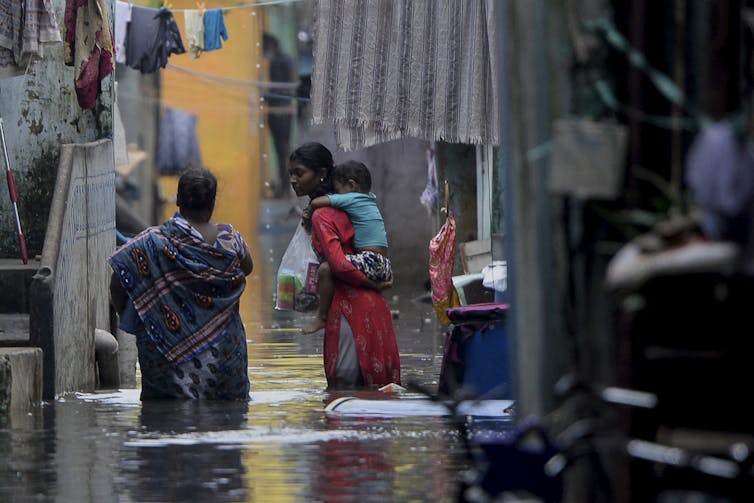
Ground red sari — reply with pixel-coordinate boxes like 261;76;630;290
311;207;402;388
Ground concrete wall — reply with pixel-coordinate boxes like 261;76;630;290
30;140;116;398
0;0;113;259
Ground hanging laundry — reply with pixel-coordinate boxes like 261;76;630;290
63;0;114;109
686;121;754;246
428;215;461;325
0;0;62;76
311;0;501;151
202;9;227;52
184;9;204;60
157;106;202;176
125;6;184;74
114;0;131;64
420;146;439;214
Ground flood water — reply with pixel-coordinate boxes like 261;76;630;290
0;201;510;503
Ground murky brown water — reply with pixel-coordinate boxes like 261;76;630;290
0;201;511;503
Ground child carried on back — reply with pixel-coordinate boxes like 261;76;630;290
302;160;393;334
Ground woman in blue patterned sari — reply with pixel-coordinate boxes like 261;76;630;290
108;168;253;400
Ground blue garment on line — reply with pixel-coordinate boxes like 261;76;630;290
203;9;228;51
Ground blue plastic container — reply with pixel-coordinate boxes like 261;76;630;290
442;303;510;399
462;320;509;398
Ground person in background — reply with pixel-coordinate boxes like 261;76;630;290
263;33;295;198
108;168;253;400
288;142;401;389
302;160;392;334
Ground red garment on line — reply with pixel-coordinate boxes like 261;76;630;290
311;207;402;389
64;0;114;109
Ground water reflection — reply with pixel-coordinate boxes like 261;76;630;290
312;415;460;503
125;401;250;503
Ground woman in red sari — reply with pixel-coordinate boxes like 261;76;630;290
288;142;401;389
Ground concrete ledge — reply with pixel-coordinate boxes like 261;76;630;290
0;313;30;346
0;348;43;416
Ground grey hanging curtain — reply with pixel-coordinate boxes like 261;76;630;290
311;0;500;151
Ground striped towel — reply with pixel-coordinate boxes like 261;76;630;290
311;0;500;151
0;0;61;73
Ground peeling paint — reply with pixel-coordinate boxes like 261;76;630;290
0;0;110;259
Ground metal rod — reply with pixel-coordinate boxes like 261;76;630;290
0;118;28;264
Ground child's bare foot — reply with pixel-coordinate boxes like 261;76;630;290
302;316;327;334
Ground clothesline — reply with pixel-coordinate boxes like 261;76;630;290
166;63;299;89
118;91;251;110
118;89;307;111
148;0;303;14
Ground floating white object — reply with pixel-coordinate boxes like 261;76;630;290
378;383;406;393
324;397;515;418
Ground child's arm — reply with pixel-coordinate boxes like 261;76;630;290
302;197;330;232
310;195;332;210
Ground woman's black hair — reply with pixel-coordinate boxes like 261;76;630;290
289;142;335;198
176;168;217;213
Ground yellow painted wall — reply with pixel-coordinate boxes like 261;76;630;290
158;7;301;501
159;1;266;315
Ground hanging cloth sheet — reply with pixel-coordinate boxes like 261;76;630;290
202;9;227;52
63;0;114;109
420;146;439;214
0;0;61;76
114;0;131;64
157;106;202;175
311;0;501;151
429;215;461;325
125;5;185;74
685;120;754;275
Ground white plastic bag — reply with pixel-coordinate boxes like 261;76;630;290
275;222;320;311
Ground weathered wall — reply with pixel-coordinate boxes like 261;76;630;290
30;140;115;398
0;0;113;259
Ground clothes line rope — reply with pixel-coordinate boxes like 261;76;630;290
142;0;304;14
120;95;252;112
165;63;298;89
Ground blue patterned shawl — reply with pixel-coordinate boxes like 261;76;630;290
109;216;246;363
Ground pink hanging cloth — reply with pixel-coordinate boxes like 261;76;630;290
428;182;460;325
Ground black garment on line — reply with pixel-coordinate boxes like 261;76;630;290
125;6;185;74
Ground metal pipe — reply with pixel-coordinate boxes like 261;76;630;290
0;118;28;264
